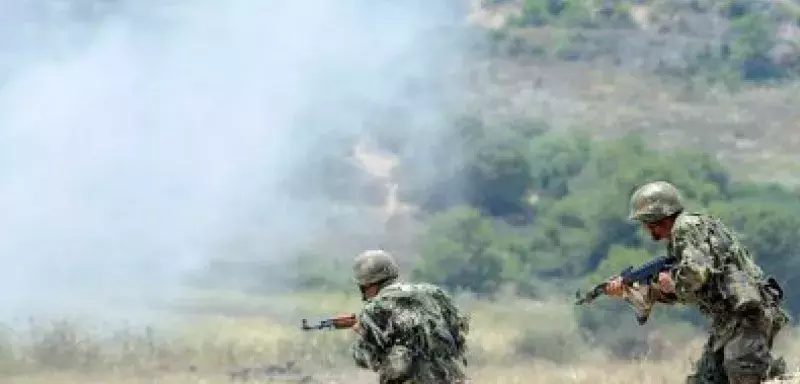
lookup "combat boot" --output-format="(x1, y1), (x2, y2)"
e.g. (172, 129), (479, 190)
(766, 356), (787, 379)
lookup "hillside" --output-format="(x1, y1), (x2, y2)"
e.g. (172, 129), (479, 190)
(194, 0), (800, 316)
(462, 0), (800, 184)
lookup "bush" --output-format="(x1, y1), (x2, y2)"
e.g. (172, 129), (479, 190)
(412, 206), (508, 295)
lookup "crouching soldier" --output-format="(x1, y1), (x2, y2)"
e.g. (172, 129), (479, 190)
(349, 249), (469, 384)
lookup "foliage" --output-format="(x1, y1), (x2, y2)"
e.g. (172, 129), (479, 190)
(517, 0), (633, 29)
(410, 206), (508, 295)
(497, 0), (798, 85)
(728, 10), (785, 81)
(394, 115), (549, 216)
(405, 115), (800, 325)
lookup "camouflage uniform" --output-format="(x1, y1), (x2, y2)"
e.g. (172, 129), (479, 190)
(350, 250), (469, 384)
(629, 182), (790, 384)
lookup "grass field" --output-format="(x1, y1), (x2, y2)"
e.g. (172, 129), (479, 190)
(2, 290), (799, 383)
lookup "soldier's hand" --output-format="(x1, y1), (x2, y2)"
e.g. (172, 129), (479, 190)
(604, 276), (625, 297)
(657, 272), (675, 293)
(352, 320), (364, 336)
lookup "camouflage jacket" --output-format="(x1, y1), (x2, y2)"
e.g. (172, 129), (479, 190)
(351, 280), (469, 384)
(667, 211), (788, 349)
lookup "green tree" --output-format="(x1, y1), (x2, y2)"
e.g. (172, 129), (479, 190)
(527, 132), (593, 198)
(412, 206), (507, 295)
(522, 0), (554, 26)
(728, 11), (783, 81)
(397, 115), (548, 218)
(465, 135), (534, 216)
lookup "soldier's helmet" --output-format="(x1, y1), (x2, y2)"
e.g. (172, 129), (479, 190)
(353, 249), (399, 286)
(628, 181), (685, 223)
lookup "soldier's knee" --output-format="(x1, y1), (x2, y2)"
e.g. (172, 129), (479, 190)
(687, 369), (728, 384)
(689, 346), (727, 384)
(722, 333), (771, 378)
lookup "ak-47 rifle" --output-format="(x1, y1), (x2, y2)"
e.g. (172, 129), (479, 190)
(300, 313), (357, 331)
(575, 255), (678, 325)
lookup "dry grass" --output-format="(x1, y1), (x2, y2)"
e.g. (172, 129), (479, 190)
(1, 291), (799, 383)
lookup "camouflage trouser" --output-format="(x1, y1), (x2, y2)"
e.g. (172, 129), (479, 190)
(379, 360), (467, 384)
(686, 321), (786, 384)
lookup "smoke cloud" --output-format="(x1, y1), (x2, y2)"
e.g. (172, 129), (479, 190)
(0, 0), (470, 320)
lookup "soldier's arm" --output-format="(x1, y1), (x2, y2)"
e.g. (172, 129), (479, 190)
(437, 287), (470, 334)
(350, 302), (391, 371)
(351, 337), (379, 370)
(670, 221), (715, 298)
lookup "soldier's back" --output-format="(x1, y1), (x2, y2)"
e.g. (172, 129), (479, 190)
(672, 211), (766, 279)
(374, 282), (468, 384)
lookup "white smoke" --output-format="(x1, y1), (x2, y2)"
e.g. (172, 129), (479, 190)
(0, 0), (468, 319)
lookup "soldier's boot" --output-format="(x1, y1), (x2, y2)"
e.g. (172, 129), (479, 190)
(687, 372), (729, 384)
(766, 356), (787, 379)
(727, 374), (762, 384)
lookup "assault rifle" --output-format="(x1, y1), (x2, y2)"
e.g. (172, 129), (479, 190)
(575, 255), (677, 325)
(300, 313), (356, 331)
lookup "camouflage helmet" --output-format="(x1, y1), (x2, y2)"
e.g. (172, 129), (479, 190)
(353, 249), (399, 286)
(628, 181), (685, 223)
